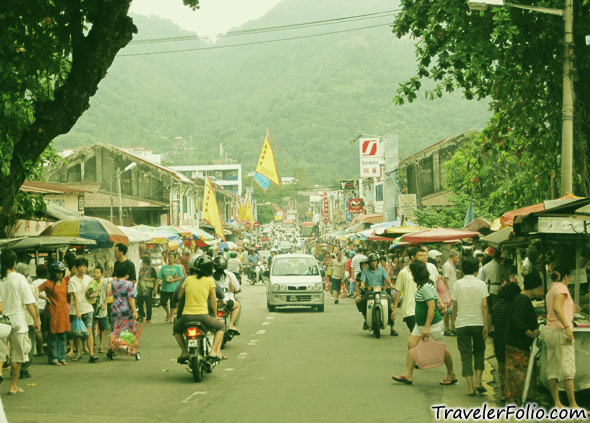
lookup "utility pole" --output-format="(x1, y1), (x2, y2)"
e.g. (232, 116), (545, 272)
(560, 0), (574, 196)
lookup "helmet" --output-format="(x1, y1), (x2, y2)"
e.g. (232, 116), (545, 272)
(348, 251), (356, 258)
(189, 254), (213, 277)
(213, 255), (228, 272)
(271, 248), (277, 254)
(48, 261), (66, 280)
(368, 253), (379, 262)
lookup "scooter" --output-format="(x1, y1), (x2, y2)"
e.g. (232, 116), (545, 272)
(218, 305), (240, 349)
(179, 321), (219, 382)
(247, 262), (265, 285)
(365, 286), (388, 339)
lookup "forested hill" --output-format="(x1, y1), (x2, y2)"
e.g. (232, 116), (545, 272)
(54, 0), (490, 184)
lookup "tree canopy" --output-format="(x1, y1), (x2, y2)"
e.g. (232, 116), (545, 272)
(393, 0), (590, 205)
(0, 0), (199, 236)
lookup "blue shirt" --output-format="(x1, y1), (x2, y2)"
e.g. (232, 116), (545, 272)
(361, 266), (389, 288)
(247, 254), (260, 264)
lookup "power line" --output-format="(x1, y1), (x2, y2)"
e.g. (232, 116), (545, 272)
(130, 9), (400, 45)
(119, 23), (393, 57)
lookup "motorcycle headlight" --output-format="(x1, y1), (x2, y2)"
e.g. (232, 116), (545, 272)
(280, 284), (287, 291)
(315, 283), (323, 292)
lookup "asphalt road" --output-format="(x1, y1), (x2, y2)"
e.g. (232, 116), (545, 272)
(1, 283), (547, 423)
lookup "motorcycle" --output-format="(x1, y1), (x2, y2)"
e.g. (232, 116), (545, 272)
(179, 321), (219, 382)
(365, 286), (388, 339)
(217, 305), (237, 349)
(247, 262), (266, 285)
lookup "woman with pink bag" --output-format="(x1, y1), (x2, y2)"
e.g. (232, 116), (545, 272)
(451, 257), (489, 396)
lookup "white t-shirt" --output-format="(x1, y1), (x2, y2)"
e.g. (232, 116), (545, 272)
(394, 266), (416, 318)
(227, 258), (241, 273)
(451, 275), (489, 329)
(68, 274), (94, 315)
(0, 272), (36, 333)
(33, 278), (47, 310)
(442, 260), (458, 293)
(426, 262), (440, 284)
(217, 271), (238, 302)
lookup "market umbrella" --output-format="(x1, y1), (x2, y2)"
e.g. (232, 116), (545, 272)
(133, 224), (156, 233)
(40, 217), (128, 248)
(156, 225), (192, 237)
(384, 225), (427, 236)
(401, 228), (480, 244)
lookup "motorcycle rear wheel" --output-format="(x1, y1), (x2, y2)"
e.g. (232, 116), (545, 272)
(191, 356), (203, 382)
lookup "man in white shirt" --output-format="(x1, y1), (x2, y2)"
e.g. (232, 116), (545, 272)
(0, 251), (40, 395)
(68, 257), (99, 363)
(442, 250), (460, 335)
(420, 246), (440, 283)
(351, 247), (368, 280)
(451, 257), (489, 395)
(392, 247), (423, 332)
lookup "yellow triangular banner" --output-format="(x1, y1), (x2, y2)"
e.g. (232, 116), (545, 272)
(203, 176), (226, 241)
(255, 135), (280, 187)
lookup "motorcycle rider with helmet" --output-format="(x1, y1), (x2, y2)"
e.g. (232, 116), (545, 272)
(212, 255), (241, 334)
(174, 254), (225, 362)
(355, 253), (395, 334)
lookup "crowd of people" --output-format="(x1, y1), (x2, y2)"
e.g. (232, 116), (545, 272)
(304, 236), (581, 409)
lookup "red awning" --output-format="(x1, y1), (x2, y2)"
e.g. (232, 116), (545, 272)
(501, 194), (577, 226)
(401, 228), (479, 243)
(368, 235), (394, 242)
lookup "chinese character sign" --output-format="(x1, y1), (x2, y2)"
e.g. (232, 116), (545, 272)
(359, 137), (384, 178)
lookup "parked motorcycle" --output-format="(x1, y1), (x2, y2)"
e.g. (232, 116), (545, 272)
(178, 321), (219, 382)
(365, 286), (388, 339)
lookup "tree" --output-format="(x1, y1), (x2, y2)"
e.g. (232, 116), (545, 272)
(0, 0), (199, 236)
(392, 0), (590, 200)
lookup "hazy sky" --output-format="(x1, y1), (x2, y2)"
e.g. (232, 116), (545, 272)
(130, 0), (283, 36)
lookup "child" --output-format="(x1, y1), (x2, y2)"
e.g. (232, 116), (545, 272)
(91, 266), (110, 354)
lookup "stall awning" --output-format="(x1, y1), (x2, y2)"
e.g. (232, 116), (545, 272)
(401, 228), (480, 243)
(501, 194), (579, 226)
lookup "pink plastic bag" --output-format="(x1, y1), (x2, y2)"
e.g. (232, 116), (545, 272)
(409, 338), (446, 369)
(436, 280), (453, 308)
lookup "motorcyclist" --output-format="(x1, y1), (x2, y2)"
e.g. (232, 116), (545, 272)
(246, 248), (261, 282)
(355, 253), (395, 334)
(212, 255), (241, 335)
(227, 251), (242, 283)
(174, 254), (225, 362)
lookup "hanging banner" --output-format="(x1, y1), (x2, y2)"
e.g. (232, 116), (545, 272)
(202, 176), (226, 241)
(255, 136), (280, 187)
(254, 172), (271, 191)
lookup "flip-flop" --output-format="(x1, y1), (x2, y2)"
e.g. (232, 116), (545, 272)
(59, 361), (68, 365)
(440, 377), (458, 385)
(392, 375), (413, 385)
(228, 328), (241, 336)
(476, 386), (487, 393)
(7, 388), (24, 395)
(99, 348), (106, 353)
(71, 355), (82, 361)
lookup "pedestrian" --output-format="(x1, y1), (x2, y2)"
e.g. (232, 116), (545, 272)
(392, 260), (456, 386)
(392, 247), (421, 333)
(451, 257), (489, 396)
(38, 262), (71, 366)
(114, 243), (137, 285)
(32, 264), (49, 355)
(181, 250), (191, 275)
(330, 252), (346, 304)
(492, 282), (521, 402)
(136, 256), (157, 323)
(545, 265), (580, 409)
(0, 251), (41, 394)
(479, 249), (504, 333)
(504, 272), (542, 404)
(68, 257), (99, 363)
(156, 252), (185, 322)
(91, 265), (110, 353)
(443, 250), (460, 336)
(15, 263), (40, 379)
(108, 265), (138, 355)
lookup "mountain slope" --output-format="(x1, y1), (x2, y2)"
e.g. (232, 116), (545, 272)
(54, 0), (490, 184)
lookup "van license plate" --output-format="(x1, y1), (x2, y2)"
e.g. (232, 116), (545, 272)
(288, 296), (296, 302)
(188, 339), (198, 347)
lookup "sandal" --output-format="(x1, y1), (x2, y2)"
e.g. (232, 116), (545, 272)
(392, 375), (413, 385)
(71, 355), (82, 361)
(7, 388), (24, 395)
(440, 376), (458, 385)
(99, 348), (106, 353)
(51, 361), (62, 366)
(59, 361), (68, 365)
(475, 386), (487, 393)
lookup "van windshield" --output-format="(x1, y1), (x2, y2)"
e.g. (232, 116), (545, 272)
(272, 257), (319, 276)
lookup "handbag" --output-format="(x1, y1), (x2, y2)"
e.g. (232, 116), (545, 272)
(409, 337), (446, 369)
(436, 280), (453, 308)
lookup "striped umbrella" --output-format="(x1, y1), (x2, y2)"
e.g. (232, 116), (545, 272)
(40, 217), (128, 248)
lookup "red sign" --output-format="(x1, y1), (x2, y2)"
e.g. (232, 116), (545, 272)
(244, 221), (251, 229)
(253, 222), (260, 228)
(323, 218), (329, 224)
(347, 198), (364, 215)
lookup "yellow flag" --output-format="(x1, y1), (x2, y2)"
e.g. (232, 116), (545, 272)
(202, 176), (225, 241)
(255, 136), (280, 187)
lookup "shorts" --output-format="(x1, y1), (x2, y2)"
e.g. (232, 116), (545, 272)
(0, 332), (32, 363)
(545, 328), (576, 380)
(160, 291), (178, 309)
(93, 317), (111, 332)
(411, 320), (445, 342)
(330, 277), (342, 291)
(173, 314), (225, 334)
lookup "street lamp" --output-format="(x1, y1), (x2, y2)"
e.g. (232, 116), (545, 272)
(468, 0), (574, 195)
(110, 162), (137, 225)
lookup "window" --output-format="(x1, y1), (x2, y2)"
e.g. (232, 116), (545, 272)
(375, 184), (384, 202)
